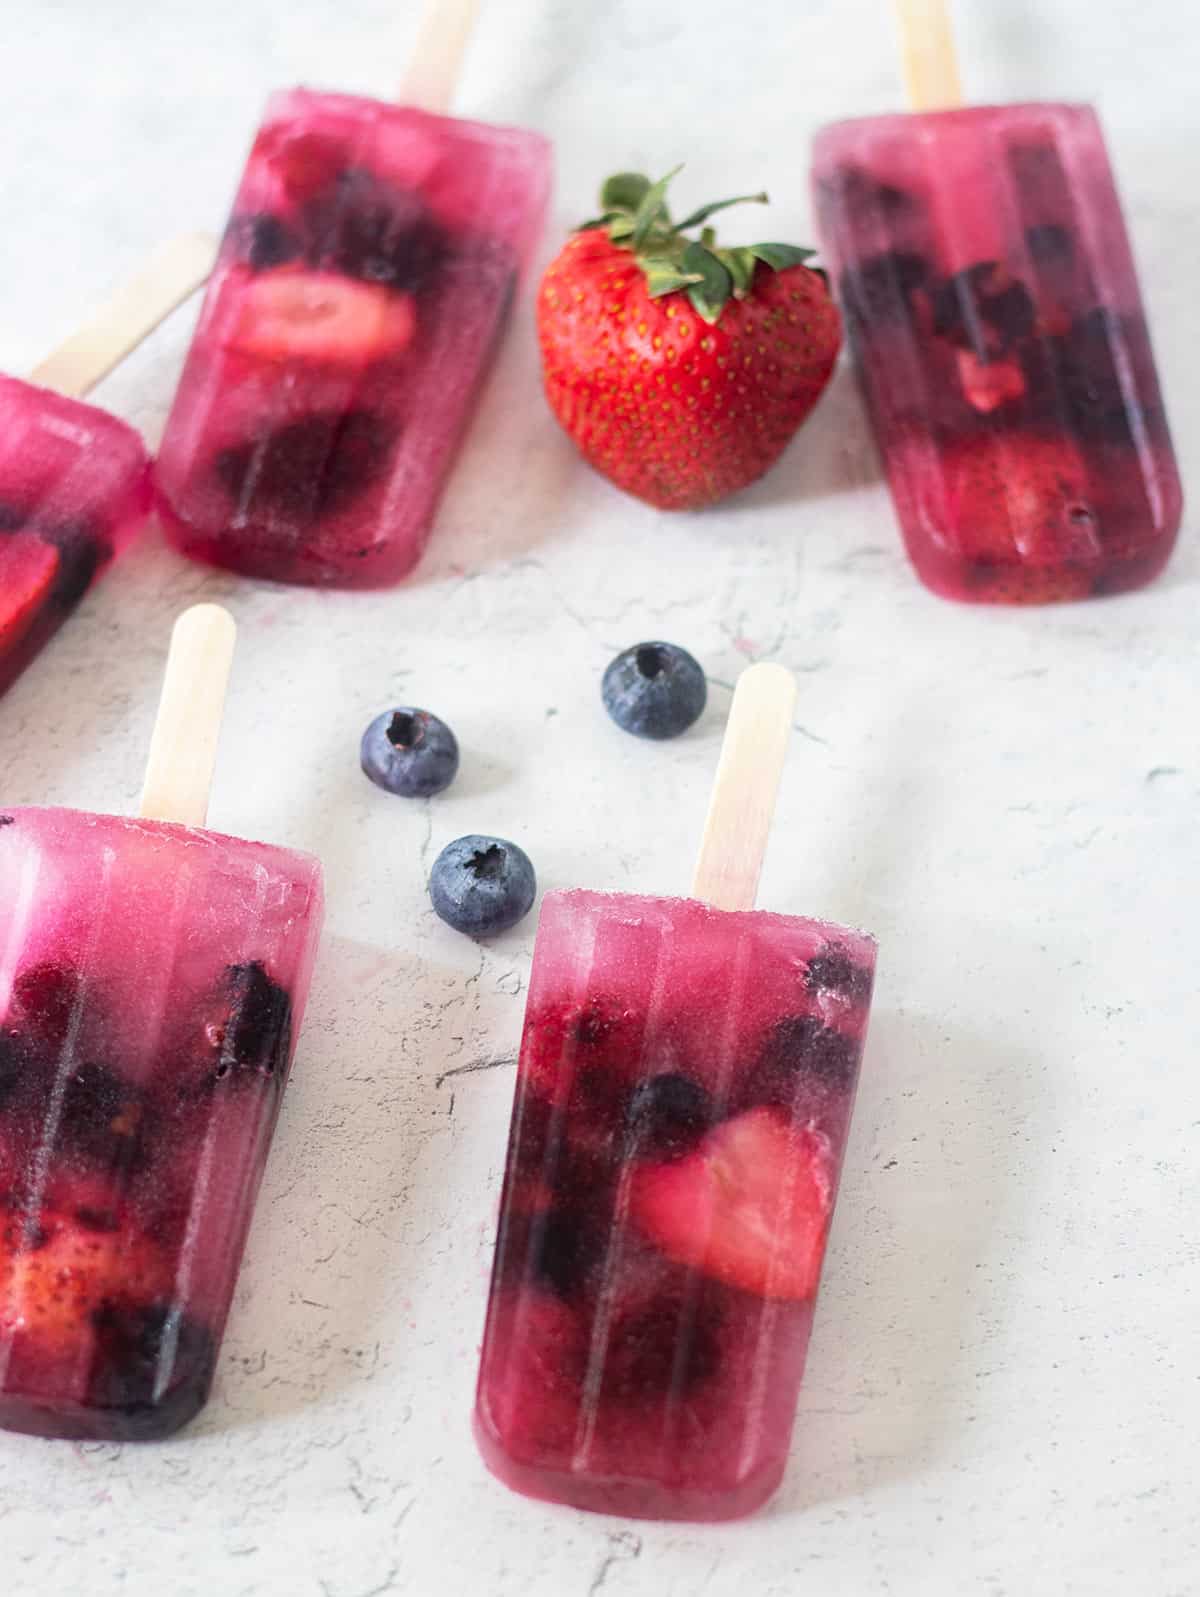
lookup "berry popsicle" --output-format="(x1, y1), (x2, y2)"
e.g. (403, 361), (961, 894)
(0, 606), (324, 1440)
(154, 0), (552, 587)
(474, 665), (877, 1520)
(0, 235), (216, 698)
(812, 0), (1182, 603)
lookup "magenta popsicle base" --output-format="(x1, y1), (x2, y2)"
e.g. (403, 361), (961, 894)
(474, 890), (876, 1521)
(154, 90), (551, 588)
(0, 809), (323, 1440)
(814, 104), (1182, 604)
(0, 377), (150, 698)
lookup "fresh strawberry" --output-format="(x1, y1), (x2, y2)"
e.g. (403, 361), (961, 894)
(537, 169), (841, 509)
(0, 535), (58, 652)
(943, 432), (1103, 573)
(629, 1107), (835, 1302)
(223, 268), (417, 363)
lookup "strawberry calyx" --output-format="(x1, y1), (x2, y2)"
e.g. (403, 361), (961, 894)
(579, 167), (817, 324)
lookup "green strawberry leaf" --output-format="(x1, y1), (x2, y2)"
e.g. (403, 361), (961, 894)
(721, 246), (759, 298)
(607, 215), (639, 242)
(681, 240), (733, 323)
(601, 172), (653, 213)
(639, 256), (706, 297)
(674, 191), (769, 231)
(749, 243), (817, 271)
(578, 209), (623, 231)
(631, 165), (683, 249)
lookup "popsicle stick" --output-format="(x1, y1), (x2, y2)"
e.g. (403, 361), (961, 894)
(139, 605), (237, 829)
(398, 0), (481, 113)
(893, 0), (965, 111)
(691, 663), (798, 913)
(26, 232), (218, 401)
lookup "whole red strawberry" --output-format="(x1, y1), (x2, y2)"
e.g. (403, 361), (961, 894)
(537, 168), (841, 510)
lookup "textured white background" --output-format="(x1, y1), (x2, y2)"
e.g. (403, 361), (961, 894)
(0, 1), (1196, 1592)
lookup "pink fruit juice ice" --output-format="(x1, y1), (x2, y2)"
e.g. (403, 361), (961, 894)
(813, 104), (1182, 602)
(474, 888), (876, 1520)
(154, 90), (551, 587)
(0, 377), (150, 698)
(0, 807), (323, 1440)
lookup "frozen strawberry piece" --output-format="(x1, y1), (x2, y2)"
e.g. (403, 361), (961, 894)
(474, 889), (875, 1520)
(814, 103), (1183, 603)
(155, 89), (551, 588)
(0, 536), (59, 653)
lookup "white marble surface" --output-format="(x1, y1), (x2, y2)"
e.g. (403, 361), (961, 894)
(0, 1), (1197, 1592)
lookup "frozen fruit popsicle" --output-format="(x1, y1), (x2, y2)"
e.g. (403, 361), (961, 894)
(474, 665), (877, 1521)
(154, 0), (552, 587)
(0, 236), (215, 698)
(0, 606), (323, 1440)
(812, 0), (1182, 603)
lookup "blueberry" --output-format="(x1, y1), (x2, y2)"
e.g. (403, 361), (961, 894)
(624, 1072), (712, 1159)
(41, 521), (109, 610)
(602, 642), (707, 740)
(0, 502), (27, 532)
(224, 212), (302, 270)
(429, 835), (536, 937)
(839, 251), (930, 327)
(748, 1015), (860, 1103)
(1025, 222), (1074, 264)
(10, 961), (83, 1051)
(932, 261), (1036, 358)
(88, 1302), (216, 1439)
(58, 1061), (149, 1168)
(820, 167), (913, 217)
(0, 815), (13, 827)
(805, 947), (874, 1002)
(214, 409), (391, 522)
(216, 963), (293, 1080)
(360, 708), (459, 798)
(528, 1207), (591, 1298)
(302, 169), (448, 293)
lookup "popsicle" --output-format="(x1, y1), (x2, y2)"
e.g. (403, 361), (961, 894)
(0, 606), (324, 1440)
(0, 236), (216, 698)
(812, 0), (1182, 603)
(474, 666), (877, 1520)
(154, 0), (552, 587)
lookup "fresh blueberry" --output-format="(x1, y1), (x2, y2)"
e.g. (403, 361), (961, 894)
(429, 835), (536, 937)
(624, 1072), (712, 1158)
(214, 409), (391, 521)
(0, 502), (27, 532)
(602, 642), (707, 740)
(360, 708), (459, 798)
(224, 212), (303, 271)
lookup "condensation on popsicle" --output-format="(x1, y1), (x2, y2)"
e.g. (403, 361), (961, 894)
(0, 609), (324, 1440)
(154, 90), (551, 587)
(813, 103), (1183, 602)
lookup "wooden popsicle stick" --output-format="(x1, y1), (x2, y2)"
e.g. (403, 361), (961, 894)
(139, 605), (237, 829)
(893, 0), (965, 111)
(398, 0), (482, 113)
(26, 232), (218, 401)
(691, 663), (798, 913)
